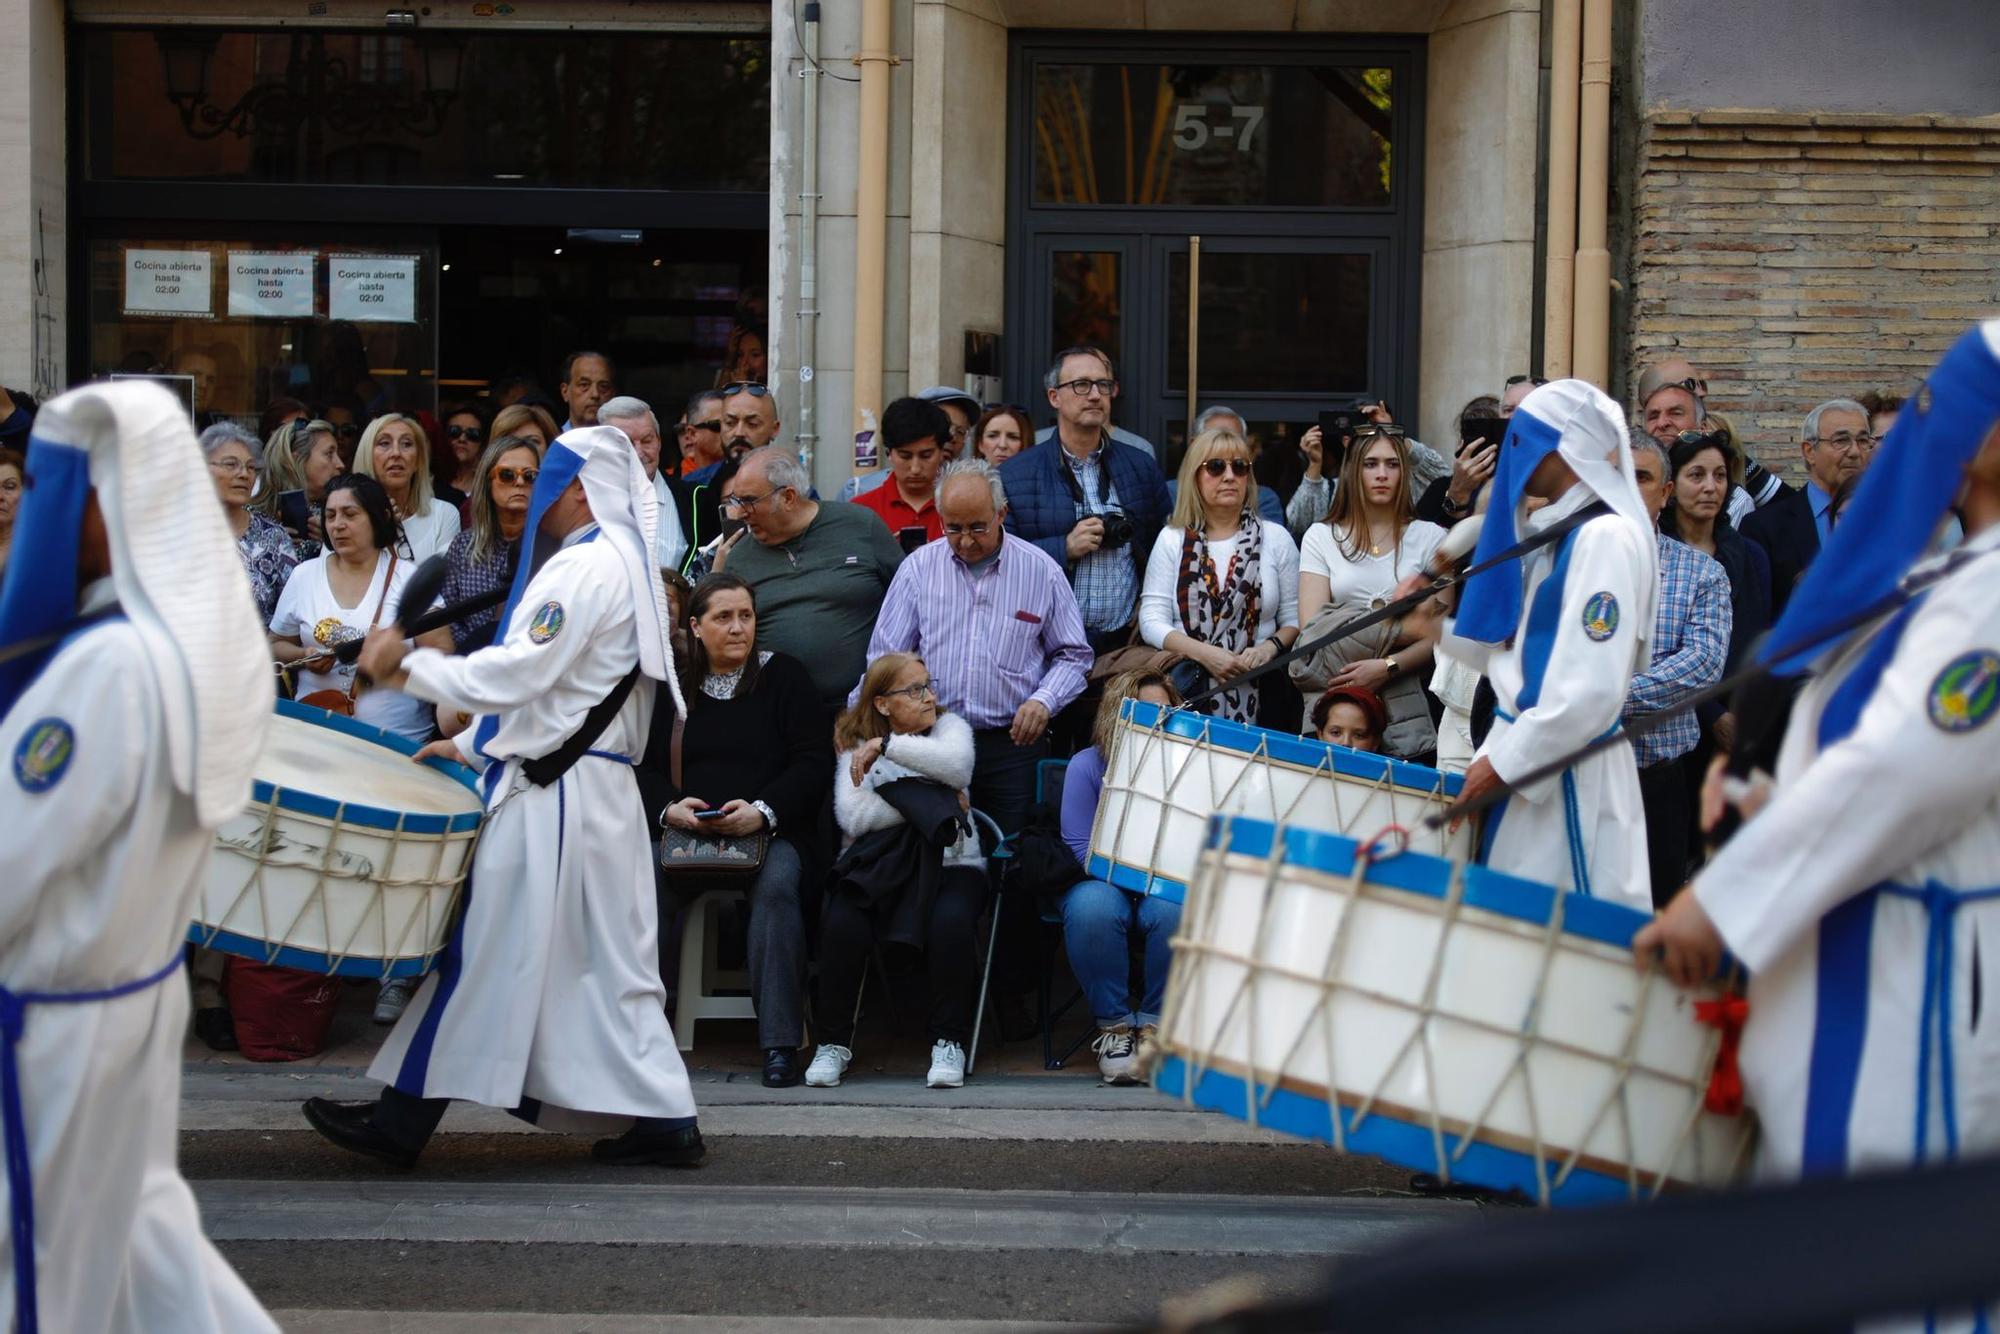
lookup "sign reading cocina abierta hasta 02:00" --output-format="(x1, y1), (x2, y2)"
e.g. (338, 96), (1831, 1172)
(328, 254), (419, 323)
(227, 252), (316, 319)
(124, 247), (214, 317)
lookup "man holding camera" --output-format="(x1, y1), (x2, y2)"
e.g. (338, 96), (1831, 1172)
(999, 346), (1171, 656)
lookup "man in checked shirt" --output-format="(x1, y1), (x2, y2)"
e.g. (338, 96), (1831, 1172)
(860, 457), (1094, 1015)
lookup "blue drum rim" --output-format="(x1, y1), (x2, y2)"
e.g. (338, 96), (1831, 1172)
(1085, 853), (1189, 903)
(262, 699), (483, 835)
(1121, 698), (1466, 798)
(1205, 813), (1651, 953)
(1155, 1055), (1653, 1207)
(187, 924), (439, 980)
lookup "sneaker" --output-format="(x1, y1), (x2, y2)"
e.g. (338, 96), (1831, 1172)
(1092, 1026), (1142, 1086)
(804, 1044), (852, 1088)
(373, 977), (416, 1025)
(925, 1039), (966, 1089)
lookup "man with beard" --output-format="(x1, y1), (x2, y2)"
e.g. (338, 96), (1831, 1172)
(680, 382), (783, 573)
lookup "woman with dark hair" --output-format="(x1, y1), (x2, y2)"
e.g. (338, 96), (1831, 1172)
(638, 573), (831, 1089)
(439, 434), (541, 655)
(1058, 668), (1184, 1086)
(971, 405), (1034, 466)
(268, 473), (446, 743)
(807, 651), (985, 1090)
(0, 444), (23, 584)
(1291, 423), (1446, 759)
(1660, 432), (1772, 683)
(435, 399), (493, 511)
(714, 324), (769, 389)
(260, 396), (309, 443)
(1312, 684), (1387, 753)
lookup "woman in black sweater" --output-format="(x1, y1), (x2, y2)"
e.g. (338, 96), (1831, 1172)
(638, 573), (831, 1088)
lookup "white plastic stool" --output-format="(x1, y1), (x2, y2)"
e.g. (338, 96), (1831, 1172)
(674, 888), (757, 1051)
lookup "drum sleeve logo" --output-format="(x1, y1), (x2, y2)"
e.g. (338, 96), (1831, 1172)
(528, 600), (567, 645)
(1581, 591), (1620, 642)
(1928, 648), (2000, 733)
(12, 717), (76, 793)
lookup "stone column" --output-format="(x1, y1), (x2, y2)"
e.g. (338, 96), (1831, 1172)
(0, 0), (67, 398)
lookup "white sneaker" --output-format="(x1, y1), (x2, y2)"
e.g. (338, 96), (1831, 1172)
(1092, 1026), (1142, 1086)
(804, 1044), (852, 1087)
(372, 977), (416, 1025)
(926, 1039), (966, 1089)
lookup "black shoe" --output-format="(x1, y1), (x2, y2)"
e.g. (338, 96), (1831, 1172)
(302, 1097), (421, 1170)
(193, 1006), (238, 1052)
(592, 1123), (706, 1167)
(762, 1046), (800, 1088)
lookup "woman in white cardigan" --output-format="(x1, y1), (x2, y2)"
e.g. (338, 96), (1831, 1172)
(807, 652), (987, 1091)
(1139, 427), (1300, 725)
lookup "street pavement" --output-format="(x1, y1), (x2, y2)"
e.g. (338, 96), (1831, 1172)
(184, 987), (1483, 1330)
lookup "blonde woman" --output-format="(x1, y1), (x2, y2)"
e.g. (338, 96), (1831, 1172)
(807, 652), (984, 1091)
(1137, 427), (1300, 725)
(255, 417), (345, 558)
(355, 413), (461, 561)
(492, 401), (558, 452)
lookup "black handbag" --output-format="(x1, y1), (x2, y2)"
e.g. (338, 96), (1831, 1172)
(657, 712), (770, 877)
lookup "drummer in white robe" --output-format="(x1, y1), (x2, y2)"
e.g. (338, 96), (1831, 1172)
(304, 424), (703, 1167)
(1642, 323), (2000, 1188)
(1443, 379), (1657, 912)
(0, 384), (277, 1334)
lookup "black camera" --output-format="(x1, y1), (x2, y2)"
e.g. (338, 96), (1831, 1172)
(1095, 510), (1135, 549)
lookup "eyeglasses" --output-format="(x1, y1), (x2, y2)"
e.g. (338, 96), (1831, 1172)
(690, 419), (721, 433)
(1057, 378), (1119, 399)
(882, 680), (936, 701)
(447, 425), (484, 442)
(719, 382), (772, 399)
(1674, 430), (1729, 450)
(721, 488), (780, 514)
(1652, 376), (1706, 397)
(207, 456), (261, 476)
(492, 466), (539, 485)
(942, 522), (993, 538)
(1811, 432), (1873, 453)
(1504, 375), (1550, 388)
(1355, 424), (1408, 440)
(1200, 458), (1252, 478)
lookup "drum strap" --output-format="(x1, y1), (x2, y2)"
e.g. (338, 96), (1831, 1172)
(1, 947), (186, 1334)
(519, 666), (643, 788)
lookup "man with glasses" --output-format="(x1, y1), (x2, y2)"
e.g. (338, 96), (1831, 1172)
(999, 346), (1171, 657)
(1743, 398), (1873, 617)
(719, 445), (905, 710)
(600, 395), (690, 574)
(861, 458), (1091, 826)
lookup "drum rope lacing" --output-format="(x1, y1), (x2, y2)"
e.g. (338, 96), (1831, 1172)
(1157, 818), (1752, 1203)
(197, 784), (477, 981)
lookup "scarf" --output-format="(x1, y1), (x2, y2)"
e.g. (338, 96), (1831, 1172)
(1177, 511), (1263, 723)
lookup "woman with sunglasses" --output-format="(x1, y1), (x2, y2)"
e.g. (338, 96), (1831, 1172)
(807, 651), (985, 1091)
(1293, 423), (1447, 759)
(438, 434), (543, 656)
(1138, 427), (1301, 725)
(436, 400), (493, 515)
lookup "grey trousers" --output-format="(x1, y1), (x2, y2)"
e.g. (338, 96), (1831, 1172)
(745, 837), (806, 1049)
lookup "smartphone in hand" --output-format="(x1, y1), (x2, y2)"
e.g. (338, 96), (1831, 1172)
(1458, 416), (1508, 456)
(897, 526), (928, 554)
(695, 809), (727, 820)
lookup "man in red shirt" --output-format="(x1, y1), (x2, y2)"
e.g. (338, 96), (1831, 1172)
(853, 396), (949, 548)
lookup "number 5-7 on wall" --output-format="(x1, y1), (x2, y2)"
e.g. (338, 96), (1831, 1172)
(1173, 104), (1265, 153)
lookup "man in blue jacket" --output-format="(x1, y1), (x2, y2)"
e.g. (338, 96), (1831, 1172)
(999, 346), (1171, 656)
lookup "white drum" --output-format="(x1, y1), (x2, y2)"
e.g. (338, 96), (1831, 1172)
(1154, 816), (1754, 1205)
(1088, 698), (1469, 904)
(190, 700), (484, 979)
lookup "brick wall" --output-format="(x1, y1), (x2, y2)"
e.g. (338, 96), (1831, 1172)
(1628, 109), (2000, 479)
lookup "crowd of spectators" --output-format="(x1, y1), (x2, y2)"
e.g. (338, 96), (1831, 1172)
(16, 331), (1886, 1081)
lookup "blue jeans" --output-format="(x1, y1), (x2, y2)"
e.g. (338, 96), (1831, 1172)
(1059, 879), (1181, 1029)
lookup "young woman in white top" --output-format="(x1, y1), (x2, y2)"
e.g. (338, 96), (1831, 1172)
(355, 413), (461, 562)
(1139, 427), (1300, 724)
(1297, 425), (1448, 755)
(269, 472), (450, 743)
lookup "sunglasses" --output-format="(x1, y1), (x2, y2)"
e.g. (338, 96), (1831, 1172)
(1674, 430), (1730, 450)
(1200, 457), (1252, 478)
(1505, 375), (1551, 388)
(447, 425), (484, 442)
(689, 418), (721, 433)
(493, 466), (539, 485)
(718, 382), (772, 399)
(1355, 424), (1408, 440)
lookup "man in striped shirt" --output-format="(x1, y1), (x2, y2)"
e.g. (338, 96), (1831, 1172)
(861, 457), (1093, 840)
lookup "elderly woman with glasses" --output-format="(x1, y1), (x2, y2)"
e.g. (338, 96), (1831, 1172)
(202, 421), (298, 625)
(355, 412), (462, 562)
(807, 651), (985, 1092)
(1138, 427), (1300, 726)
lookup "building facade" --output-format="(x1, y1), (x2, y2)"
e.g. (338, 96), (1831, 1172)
(1, 0), (1993, 492)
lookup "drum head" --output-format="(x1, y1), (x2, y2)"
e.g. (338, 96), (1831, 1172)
(260, 701), (482, 825)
